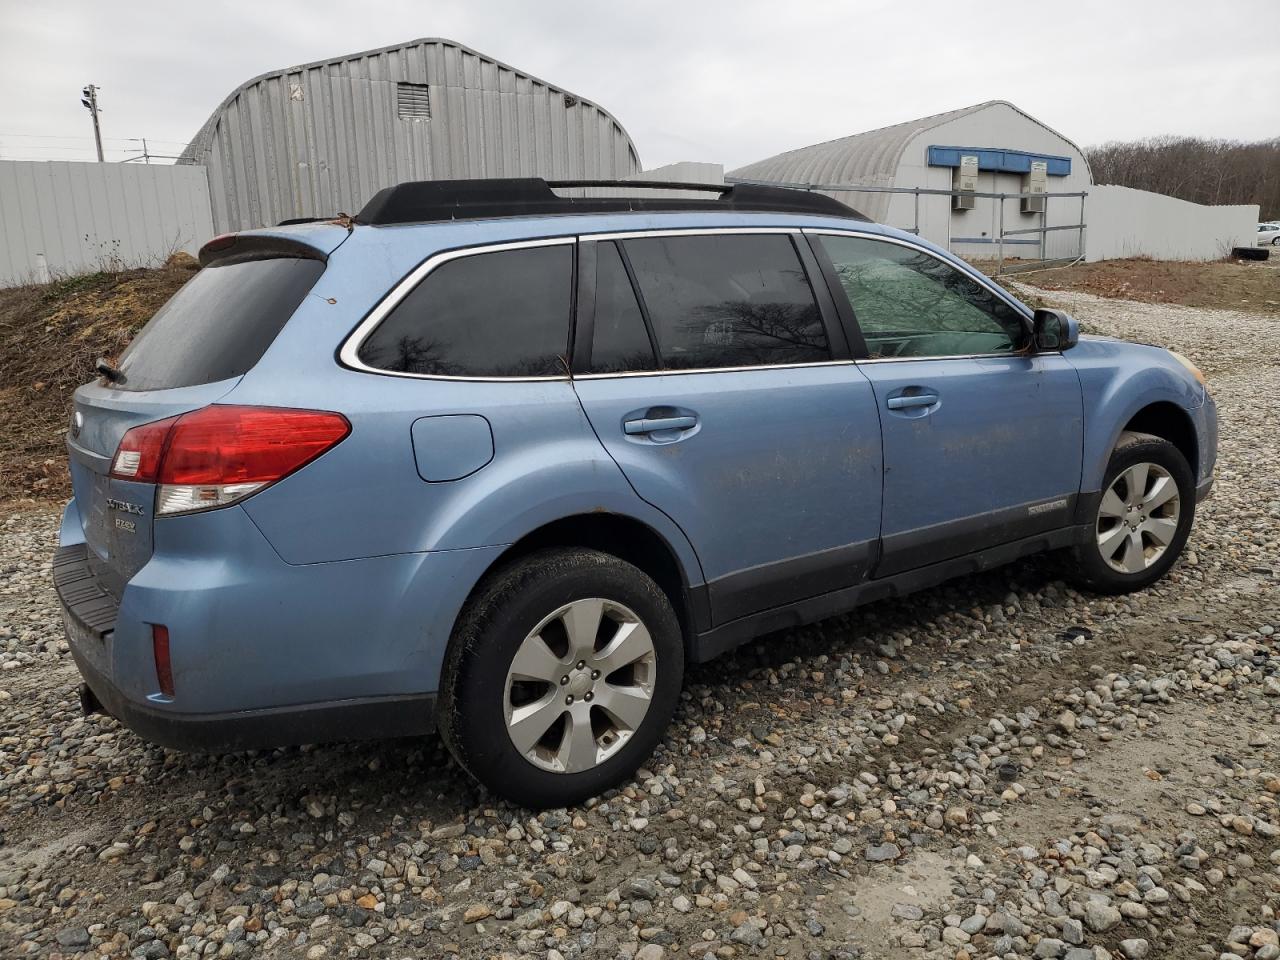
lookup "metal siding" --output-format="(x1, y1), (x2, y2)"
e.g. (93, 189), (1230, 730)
(182, 38), (639, 231)
(0, 161), (214, 287)
(728, 100), (1090, 225)
(911, 107), (1093, 261)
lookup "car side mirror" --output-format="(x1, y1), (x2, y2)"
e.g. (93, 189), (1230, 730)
(1032, 308), (1079, 352)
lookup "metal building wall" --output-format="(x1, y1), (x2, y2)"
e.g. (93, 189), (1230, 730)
(182, 39), (642, 232)
(0, 160), (214, 288)
(898, 104), (1092, 261)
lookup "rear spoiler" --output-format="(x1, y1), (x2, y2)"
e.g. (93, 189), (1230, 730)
(198, 233), (330, 268)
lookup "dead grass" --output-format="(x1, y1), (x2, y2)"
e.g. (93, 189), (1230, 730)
(1011, 256), (1280, 313)
(0, 260), (197, 500)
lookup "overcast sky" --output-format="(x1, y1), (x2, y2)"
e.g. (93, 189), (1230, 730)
(0, 0), (1275, 169)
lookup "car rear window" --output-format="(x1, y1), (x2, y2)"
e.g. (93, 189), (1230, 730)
(357, 244), (573, 378)
(115, 257), (324, 391)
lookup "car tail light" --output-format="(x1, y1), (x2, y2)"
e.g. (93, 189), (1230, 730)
(110, 415), (179, 480)
(110, 405), (350, 516)
(152, 624), (175, 697)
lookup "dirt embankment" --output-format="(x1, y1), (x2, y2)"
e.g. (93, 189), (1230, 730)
(1014, 257), (1280, 314)
(0, 260), (196, 500)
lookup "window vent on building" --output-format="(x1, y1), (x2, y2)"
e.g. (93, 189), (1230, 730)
(397, 83), (431, 121)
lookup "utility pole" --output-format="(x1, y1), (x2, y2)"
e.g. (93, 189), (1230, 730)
(80, 84), (104, 162)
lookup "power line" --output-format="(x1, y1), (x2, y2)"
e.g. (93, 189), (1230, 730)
(0, 133), (189, 147)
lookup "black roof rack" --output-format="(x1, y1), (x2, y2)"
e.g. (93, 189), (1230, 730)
(354, 178), (867, 226)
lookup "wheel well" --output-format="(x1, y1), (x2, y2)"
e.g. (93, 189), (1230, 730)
(1123, 402), (1198, 476)
(487, 513), (696, 645)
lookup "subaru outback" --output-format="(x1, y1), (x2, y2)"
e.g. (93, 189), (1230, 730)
(55, 178), (1217, 808)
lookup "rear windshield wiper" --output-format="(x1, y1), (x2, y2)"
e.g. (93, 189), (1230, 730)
(95, 358), (125, 384)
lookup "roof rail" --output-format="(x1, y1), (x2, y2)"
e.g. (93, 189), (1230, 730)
(354, 178), (867, 226)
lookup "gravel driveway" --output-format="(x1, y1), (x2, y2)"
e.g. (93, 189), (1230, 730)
(2, 288), (1279, 960)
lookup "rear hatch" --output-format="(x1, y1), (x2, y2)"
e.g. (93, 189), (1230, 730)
(68, 232), (337, 596)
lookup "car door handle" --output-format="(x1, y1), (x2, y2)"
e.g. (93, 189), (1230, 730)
(623, 415), (698, 435)
(886, 394), (939, 410)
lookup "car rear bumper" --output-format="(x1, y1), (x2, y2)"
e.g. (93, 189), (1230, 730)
(53, 500), (504, 751)
(68, 634), (435, 751)
(55, 542), (438, 751)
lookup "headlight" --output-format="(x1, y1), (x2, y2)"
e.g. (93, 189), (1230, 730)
(1169, 350), (1207, 387)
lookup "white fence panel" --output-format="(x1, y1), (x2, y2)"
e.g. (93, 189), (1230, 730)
(0, 160), (214, 287)
(1086, 185), (1258, 262)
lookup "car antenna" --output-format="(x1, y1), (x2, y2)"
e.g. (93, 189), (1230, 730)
(95, 358), (125, 383)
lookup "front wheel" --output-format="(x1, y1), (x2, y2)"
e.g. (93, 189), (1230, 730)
(438, 548), (684, 809)
(1063, 431), (1196, 594)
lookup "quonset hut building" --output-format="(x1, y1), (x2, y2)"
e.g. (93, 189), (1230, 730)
(180, 38), (642, 232)
(729, 101), (1093, 261)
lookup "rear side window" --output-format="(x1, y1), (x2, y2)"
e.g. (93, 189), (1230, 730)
(622, 234), (829, 370)
(116, 257), (324, 391)
(589, 242), (656, 374)
(358, 245), (572, 377)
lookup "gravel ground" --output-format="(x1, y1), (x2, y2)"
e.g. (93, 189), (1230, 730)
(2, 288), (1279, 960)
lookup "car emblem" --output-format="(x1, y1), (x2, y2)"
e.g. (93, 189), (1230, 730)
(71, 410), (84, 438)
(105, 497), (145, 516)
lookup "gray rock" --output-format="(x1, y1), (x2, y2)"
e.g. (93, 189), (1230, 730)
(56, 928), (91, 948)
(1061, 917), (1084, 944)
(1119, 940), (1151, 959)
(628, 877), (661, 901)
(1084, 901), (1122, 933)
(891, 903), (924, 921)
(864, 842), (901, 862)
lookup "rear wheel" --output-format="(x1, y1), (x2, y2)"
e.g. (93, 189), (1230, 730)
(1064, 431), (1195, 594)
(439, 548), (683, 808)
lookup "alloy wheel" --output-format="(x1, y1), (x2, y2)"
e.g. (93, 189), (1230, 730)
(1095, 461), (1181, 574)
(503, 598), (657, 773)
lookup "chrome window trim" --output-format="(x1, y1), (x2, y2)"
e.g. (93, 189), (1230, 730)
(857, 352), (1034, 364)
(342, 227), (982, 383)
(337, 237), (576, 383)
(802, 227), (1035, 325)
(585, 226), (799, 242)
(574, 359), (856, 380)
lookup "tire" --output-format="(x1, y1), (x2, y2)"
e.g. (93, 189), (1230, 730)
(438, 547), (684, 809)
(1063, 431), (1196, 594)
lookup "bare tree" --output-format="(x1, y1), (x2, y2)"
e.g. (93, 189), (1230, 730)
(1086, 136), (1280, 220)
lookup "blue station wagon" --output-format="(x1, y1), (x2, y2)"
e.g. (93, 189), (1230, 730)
(55, 179), (1217, 808)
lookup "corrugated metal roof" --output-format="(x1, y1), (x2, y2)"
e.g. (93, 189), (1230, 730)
(180, 38), (641, 232)
(728, 100), (1072, 222)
